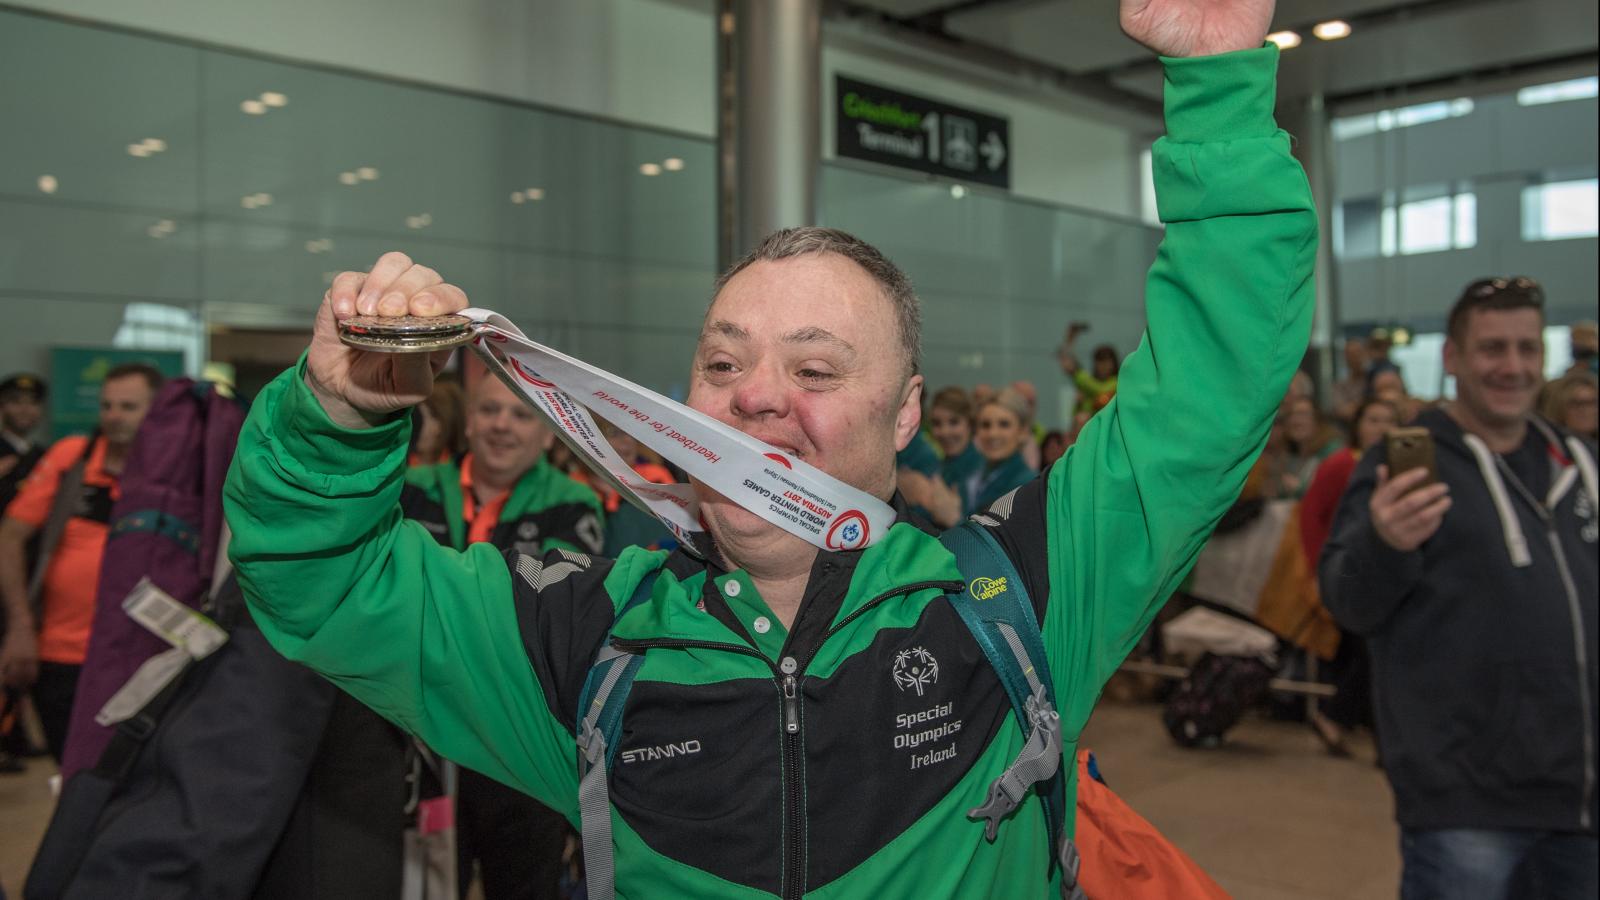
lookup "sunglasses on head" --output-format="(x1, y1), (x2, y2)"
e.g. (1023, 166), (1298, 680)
(1466, 276), (1544, 303)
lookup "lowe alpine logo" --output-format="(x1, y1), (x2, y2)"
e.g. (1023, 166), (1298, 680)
(620, 739), (702, 765)
(969, 576), (1007, 601)
(892, 647), (940, 696)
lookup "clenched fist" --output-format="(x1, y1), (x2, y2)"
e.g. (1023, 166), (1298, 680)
(1121, 0), (1275, 58)
(306, 252), (470, 429)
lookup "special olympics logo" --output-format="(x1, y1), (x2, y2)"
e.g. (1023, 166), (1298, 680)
(825, 510), (869, 551)
(509, 358), (557, 389)
(764, 452), (793, 470)
(892, 647), (939, 696)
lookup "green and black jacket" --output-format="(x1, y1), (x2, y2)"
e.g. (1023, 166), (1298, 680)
(225, 47), (1316, 898)
(398, 456), (604, 557)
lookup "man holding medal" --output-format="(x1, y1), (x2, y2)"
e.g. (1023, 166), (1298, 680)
(224, 0), (1316, 894)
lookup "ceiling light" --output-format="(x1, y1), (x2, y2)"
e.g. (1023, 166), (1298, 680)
(525, 188), (544, 200)
(1312, 20), (1351, 40)
(1267, 30), (1301, 50)
(241, 99), (267, 115)
(241, 196), (259, 209)
(147, 225), (168, 238)
(155, 219), (176, 232)
(141, 138), (167, 153)
(357, 166), (379, 181)
(406, 213), (432, 229)
(260, 91), (288, 107)
(510, 191), (526, 204)
(662, 158), (684, 172)
(950, 184), (967, 199)
(305, 238), (333, 253)
(128, 143), (153, 158)
(418, 213), (432, 226)
(339, 171), (360, 185)
(37, 175), (58, 194)
(639, 163), (662, 176)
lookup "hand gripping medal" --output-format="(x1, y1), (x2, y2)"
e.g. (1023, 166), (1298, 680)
(337, 314), (475, 352)
(336, 310), (896, 556)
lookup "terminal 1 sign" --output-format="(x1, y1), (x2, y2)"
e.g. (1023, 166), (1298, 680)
(835, 76), (1010, 189)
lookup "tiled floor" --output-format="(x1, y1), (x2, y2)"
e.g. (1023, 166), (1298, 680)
(1, 700), (1398, 899)
(1079, 702), (1398, 899)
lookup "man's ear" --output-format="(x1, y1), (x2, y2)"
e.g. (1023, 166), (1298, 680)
(894, 376), (924, 451)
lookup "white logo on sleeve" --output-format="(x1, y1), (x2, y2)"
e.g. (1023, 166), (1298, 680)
(892, 647), (939, 696)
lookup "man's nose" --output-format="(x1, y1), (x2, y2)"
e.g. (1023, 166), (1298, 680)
(730, 361), (791, 421)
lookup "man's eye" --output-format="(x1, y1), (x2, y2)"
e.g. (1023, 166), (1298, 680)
(705, 361), (735, 373)
(797, 368), (835, 381)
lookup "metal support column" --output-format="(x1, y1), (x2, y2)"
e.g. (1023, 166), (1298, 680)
(717, 0), (822, 272)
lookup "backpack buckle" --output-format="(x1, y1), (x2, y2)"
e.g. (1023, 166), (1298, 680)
(968, 692), (1062, 841)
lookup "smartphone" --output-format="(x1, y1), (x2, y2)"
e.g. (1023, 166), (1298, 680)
(1385, 427), (1438, 489)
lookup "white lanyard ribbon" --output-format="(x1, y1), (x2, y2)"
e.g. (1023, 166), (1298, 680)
(460, 308), (895, 556)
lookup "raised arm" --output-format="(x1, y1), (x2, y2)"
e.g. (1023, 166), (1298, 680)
(225, 254), (582, 816)
(1040, 0), (1316, 737)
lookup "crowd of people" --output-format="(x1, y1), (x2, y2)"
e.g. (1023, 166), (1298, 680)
(0, 285), (1594, 898)
(0, 7), (1593, 893)
(0, 292), (1595, 898)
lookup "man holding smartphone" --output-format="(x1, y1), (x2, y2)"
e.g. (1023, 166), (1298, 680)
(1320, 278), (1599, 899)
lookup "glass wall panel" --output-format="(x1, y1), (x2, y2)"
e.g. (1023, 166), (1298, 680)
(1, 6), (715, 420)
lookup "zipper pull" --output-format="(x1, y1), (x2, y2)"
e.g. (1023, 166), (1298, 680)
(782, 673), (800, 735)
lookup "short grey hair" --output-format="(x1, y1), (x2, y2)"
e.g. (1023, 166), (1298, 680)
(712, 227), (922, 380)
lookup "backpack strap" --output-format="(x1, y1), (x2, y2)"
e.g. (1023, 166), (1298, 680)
(575, 566), (664, 900)
(27, 433), (97, 614)
(939, 521), (1083, 899)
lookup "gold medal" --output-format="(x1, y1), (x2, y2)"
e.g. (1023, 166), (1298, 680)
(337, 314), (474, 353)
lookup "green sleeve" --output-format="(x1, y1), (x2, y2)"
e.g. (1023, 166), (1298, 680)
(1042, 46), (1317, 737)
(224, 361), (579, 816)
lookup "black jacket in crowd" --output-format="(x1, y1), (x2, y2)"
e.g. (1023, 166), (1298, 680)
(1320, 406), (1598, 834)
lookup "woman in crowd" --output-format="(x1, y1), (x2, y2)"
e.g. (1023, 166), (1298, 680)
(1541, 371), (1598, 441)
(1366, 364), (1423, 423)
(898, 386), (978, 528)
(1298, 397), (1401, 755)
(1276, 395), (1345, 499)
(1058, 322), (1120, 416)
(971, 387), (1037, 511)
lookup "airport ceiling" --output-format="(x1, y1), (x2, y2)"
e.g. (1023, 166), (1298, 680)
(831, 0), (1599, 113)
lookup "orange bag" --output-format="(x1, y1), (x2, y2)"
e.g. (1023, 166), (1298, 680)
(1074, 750), (1230, 899)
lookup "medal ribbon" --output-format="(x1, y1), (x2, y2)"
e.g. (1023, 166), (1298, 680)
(460, 308), (894, 556)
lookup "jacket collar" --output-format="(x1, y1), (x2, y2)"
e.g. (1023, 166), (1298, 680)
(609, 491), (962, 651)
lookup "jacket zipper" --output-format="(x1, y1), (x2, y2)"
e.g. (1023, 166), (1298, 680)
(1547, 528), (1596, 829)
(1488, 458), (1596, 830)
(611, 578), (963, 898)
(609, 635), (808, 898)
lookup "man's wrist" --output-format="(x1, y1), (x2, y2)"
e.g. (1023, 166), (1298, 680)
(303, 371), (390, 431)
(264, 359), (409, 478)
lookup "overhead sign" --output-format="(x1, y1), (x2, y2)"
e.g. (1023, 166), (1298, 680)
(835, 75), (1010, 189)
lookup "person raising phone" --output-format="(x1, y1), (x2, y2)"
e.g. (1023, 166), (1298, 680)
(1320, 277), (1599, 899)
